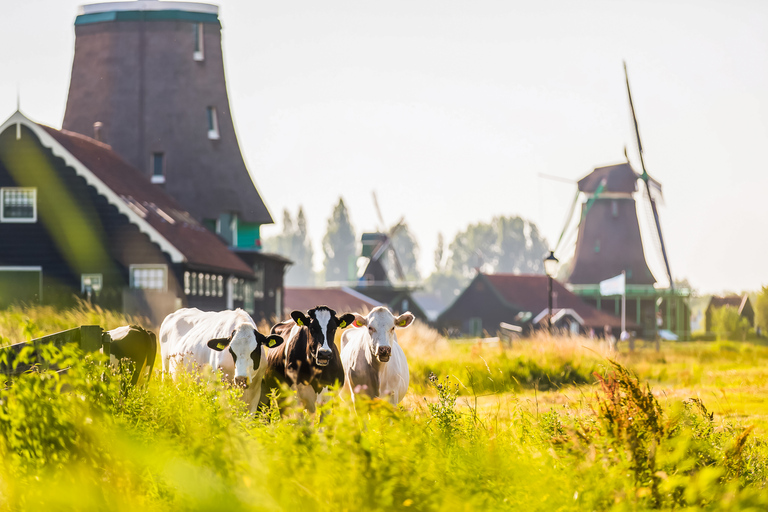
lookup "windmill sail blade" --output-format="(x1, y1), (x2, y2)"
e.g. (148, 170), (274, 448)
(372, 191), (387, 231)
(624, 61), (674, 289)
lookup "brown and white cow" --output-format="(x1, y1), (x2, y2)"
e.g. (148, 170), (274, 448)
(105, 324), (157, 387)
(340, 306), (414, 406)
(263, 306), (355, 412)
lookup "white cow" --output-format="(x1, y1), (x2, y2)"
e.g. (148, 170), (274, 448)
(159, 308), (283, 412)
(340, 306), (414, 406)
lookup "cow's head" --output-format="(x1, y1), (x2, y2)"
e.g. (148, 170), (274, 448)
(291, 306), (355, 367)
(207, 324), (283, 387)
(353, 306), (414, 363)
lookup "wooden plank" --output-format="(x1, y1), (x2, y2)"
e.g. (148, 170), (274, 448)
(0, 325), (105, 375)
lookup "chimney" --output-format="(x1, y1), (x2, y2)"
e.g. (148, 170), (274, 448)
(93, 121), (103, 142)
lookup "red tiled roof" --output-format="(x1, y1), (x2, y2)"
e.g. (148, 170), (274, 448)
(39, 125), (253, 276)
(284, 287), (382, 316)
(483, 273), (634, 330)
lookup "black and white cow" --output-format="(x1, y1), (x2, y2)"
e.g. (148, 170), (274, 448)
(159, 308), (284, 412)
(264, 306), (355, 412)
(106, 324), (157, 386)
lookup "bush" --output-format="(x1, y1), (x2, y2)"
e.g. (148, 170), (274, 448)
(711, 305), (750, 341)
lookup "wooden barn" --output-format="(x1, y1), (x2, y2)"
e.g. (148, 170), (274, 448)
(705, 295), (754, 332)
(435, 273), (632, 337)
(0, 111), (287, 324)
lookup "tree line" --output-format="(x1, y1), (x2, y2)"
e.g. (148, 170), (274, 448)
(262, 198), (550, 301)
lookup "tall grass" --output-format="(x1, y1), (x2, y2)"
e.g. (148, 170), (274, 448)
(1, 309), (768, 510)
(0, 300), (141, 344)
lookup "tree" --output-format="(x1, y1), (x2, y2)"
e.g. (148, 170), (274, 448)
(423, 215), (549, 313)
(390, 222), (420, 281)
(446, 215), (549, 279)
(434, 232), (445, 273)
(756, 285), (768, 334)
(322, 198), (357, 284)
(262, 207), (315, 286)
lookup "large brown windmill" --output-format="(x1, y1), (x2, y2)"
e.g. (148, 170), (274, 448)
(555, 63), (688, 339)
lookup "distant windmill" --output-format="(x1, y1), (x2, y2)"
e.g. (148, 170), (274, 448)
(550, 62), (688, 339)
(359, 192), (407, 285)
(552, 64), (673, 290)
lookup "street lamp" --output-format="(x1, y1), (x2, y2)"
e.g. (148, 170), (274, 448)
(543, 251), (559, 335)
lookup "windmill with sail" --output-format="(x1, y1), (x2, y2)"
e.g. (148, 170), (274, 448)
(551, 63), (689, 339)
(353, 192), (426, 318)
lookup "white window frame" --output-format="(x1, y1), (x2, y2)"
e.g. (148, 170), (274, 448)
(193, 22), (205, 61)
(150, 152), (166, 184)
(81, 273), (103, 294)
(1, 187), (37, 223)
(129, 264), (168, 291)
(207, 107), (220, 140)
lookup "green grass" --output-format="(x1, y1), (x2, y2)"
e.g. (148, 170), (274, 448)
(1, 306), (768, 510)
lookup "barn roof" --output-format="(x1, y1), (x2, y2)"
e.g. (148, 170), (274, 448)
(708, 295), (750, 315)
(38, 124), (254, 276)
(481, 273), (634, 330)
(284, 287), (382, 317)
(0, 111), (253, 276)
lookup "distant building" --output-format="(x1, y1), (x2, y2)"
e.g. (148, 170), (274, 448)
(705, 295), (754, 332)
(436, 273), (632, 337)
(284, 287), (382, 318)
(0, 112), (286, 324)
(0, 1), (291, 320)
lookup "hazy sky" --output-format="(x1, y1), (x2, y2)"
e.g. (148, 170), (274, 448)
(2, 0), (766, 294)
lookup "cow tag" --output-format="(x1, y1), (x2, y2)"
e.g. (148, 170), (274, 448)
(339, 320), (346, 329)
(297, 318), (304, 326)
(269, 338), (277, 347)
(216, 341), (228, 350)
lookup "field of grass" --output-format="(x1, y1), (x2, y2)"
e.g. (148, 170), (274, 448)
(1, 305), (767, 510)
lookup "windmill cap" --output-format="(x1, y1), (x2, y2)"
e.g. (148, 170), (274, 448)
(578, 163), (639, 194)
(78, 1), (219, 16)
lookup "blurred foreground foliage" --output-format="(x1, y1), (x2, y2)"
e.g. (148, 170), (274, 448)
(0, 338), (766, 511)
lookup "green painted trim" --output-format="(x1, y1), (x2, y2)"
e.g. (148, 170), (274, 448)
(76, 10), (220, 26)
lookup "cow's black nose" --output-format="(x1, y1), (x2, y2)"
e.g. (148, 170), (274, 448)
(377, 346), (391, 358)
(234, 376), (248, 388)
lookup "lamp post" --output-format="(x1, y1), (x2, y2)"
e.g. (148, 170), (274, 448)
(543, 251), (559, 335)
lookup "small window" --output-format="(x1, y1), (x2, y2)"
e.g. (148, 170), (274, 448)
(81, 274), (103, 294)
(1, 188), (37, 223)
(244, 281), (254, 313)
(193, 22), (204, 61)
(207, 107), (220, 140)
(151, 153), (165, 184)
(190, 272), (197, 295)
(184, 271), (191, 295)
(217, 275), (224, 297)
(130, 265), (167, 291)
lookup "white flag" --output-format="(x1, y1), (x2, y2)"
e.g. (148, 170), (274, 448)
(599, 273), (625, 296)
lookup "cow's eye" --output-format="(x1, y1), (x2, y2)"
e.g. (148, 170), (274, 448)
(368, 327), (375, 334)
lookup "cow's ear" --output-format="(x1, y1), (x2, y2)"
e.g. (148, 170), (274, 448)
(337, 313), (355, 329)
(207, 337), (230, 351)
(264, 334), (283, 348)
(353, 313), (367, 328)
(291, 310), (309, 327)
(395, 312), (415, 328)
